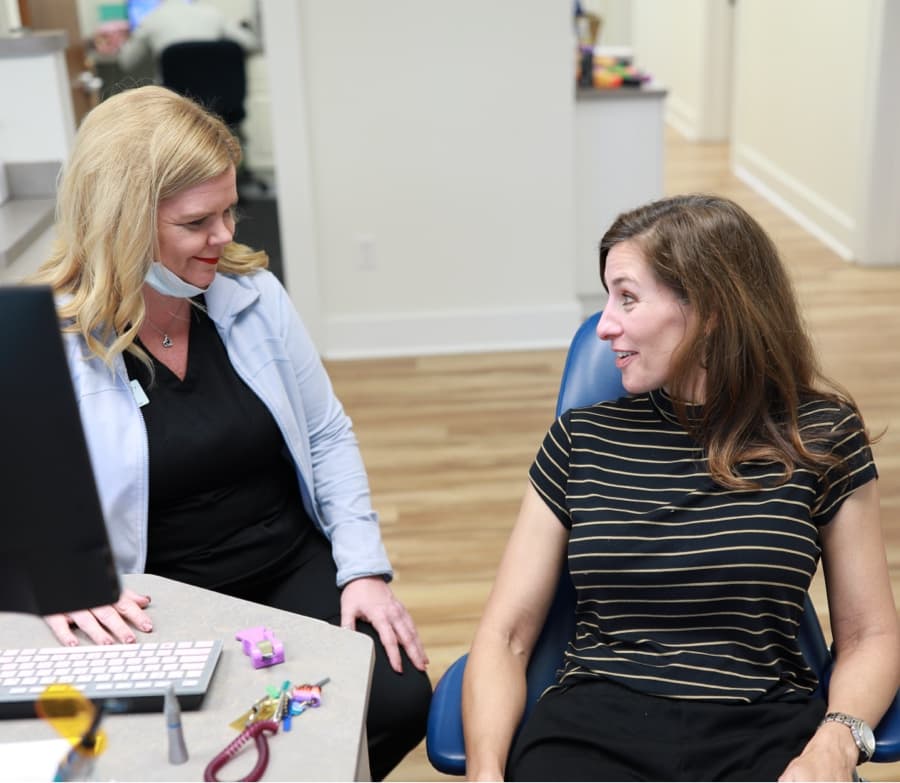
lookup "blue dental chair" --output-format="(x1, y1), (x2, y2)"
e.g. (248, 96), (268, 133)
(425, 311), (900, 775)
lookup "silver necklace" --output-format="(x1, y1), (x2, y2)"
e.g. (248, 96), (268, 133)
(144, 306), (188, 349)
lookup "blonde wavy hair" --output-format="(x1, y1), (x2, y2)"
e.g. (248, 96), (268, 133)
(27, 85), (267, 366)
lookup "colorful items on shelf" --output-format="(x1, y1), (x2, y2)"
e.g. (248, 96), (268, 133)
(577, 48), (651, 90)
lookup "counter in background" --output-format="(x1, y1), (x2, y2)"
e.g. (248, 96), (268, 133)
(574, 83), (667, 315)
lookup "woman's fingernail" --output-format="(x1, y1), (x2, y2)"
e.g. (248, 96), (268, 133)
(141, 622), (153, 632)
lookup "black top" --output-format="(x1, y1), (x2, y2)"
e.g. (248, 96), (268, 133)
(123, 303), (313, 590)
(530, 389), (876, 703)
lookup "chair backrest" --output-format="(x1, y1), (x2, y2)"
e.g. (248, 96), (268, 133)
(556, 311), (625, 417)
(516, 313), (626, 719)
(159, 39), (247, 128)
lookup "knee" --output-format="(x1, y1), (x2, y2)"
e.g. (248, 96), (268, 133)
(370, 663), (432, 735)
(400, 666), (433, 731)
(366, 665), (432, 780)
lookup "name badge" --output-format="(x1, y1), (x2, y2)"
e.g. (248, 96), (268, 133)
(130, 379), (150, 408)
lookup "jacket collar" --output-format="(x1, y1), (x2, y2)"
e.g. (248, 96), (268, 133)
(204, 272), (260, 331)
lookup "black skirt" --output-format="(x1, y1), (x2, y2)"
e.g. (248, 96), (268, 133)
(506, 677), (825, 781)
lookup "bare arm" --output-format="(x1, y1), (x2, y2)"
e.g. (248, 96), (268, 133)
(779, 479), (900, 781)
(462, 484), (569, 781)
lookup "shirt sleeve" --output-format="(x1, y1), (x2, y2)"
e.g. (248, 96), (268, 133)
(528, 410), (575, 529)
(224, 21), (260, 52)
(811, 402), (878, 526)
(117, 29), (151, 71)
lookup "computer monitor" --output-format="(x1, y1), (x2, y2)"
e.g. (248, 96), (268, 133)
(0, 286), (120, 615)
(127, 0), (163, 30)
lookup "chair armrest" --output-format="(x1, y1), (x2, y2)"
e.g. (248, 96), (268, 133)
(873, 687), (900, 763)
(426, 653), (468, 776)
(425, 571), (576, 776)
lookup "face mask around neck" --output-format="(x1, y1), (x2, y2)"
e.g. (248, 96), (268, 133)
(144, 261), (210, 298)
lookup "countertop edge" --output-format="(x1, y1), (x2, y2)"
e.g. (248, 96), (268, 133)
(0, 30), (68, 58)
(576, 84), (668, 100)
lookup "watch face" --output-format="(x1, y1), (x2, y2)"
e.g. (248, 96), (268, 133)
(859, 722), (876, 755)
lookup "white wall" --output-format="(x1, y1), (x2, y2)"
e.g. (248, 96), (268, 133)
(730, 0), (881, 262)
(579, 0), (632, 47)
(0, 0), (19, 33)
(0, 40), (76, 164)
(624, 0), (897, 267)
(855, 0), (900, 266)
(266, 0), (580, 358)
(631, 0), (731, 141)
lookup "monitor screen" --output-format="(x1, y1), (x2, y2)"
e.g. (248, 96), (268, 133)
(127, 0), (163, 30)
(0, 286), (120, 616)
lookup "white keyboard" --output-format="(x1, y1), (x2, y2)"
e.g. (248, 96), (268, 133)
(0, 639), (223, 718)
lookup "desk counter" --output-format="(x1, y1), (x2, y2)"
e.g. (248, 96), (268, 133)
(0, 574), (374, 781)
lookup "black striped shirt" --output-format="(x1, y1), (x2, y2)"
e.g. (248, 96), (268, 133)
(529, 389), (876, 703)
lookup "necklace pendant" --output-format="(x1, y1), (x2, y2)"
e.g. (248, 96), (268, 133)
(161, 334), (173, 349)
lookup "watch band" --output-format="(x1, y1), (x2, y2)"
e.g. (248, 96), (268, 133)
(821, 712), (876, 764)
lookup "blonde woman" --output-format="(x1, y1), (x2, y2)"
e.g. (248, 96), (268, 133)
(29, 85), (430, 781)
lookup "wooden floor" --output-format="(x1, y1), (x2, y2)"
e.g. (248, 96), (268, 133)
(324, 128), (900, 782)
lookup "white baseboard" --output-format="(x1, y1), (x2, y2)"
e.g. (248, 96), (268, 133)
(665, 95), (699, 141)
(324, 301), (583, 359)
(732, 144), (855, 262)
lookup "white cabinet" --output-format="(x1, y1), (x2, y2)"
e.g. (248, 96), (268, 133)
(574, 85), (666, 314)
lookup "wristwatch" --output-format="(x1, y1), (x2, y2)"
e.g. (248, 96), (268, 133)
(821, 712), (876, 764)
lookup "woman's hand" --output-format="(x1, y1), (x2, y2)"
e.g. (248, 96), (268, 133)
(43, 588), (153, 646)
(778, 723), (858, 782)
(340, 576), (429, 673)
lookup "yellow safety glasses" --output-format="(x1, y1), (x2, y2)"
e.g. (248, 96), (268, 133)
(36, 683), (107, 766)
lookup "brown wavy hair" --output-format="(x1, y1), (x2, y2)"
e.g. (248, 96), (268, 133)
(599, 193), (868, 489)
(27, 85), (267, 367)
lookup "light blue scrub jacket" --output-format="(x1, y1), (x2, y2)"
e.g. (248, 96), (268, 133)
(63, 270), (393, 587)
